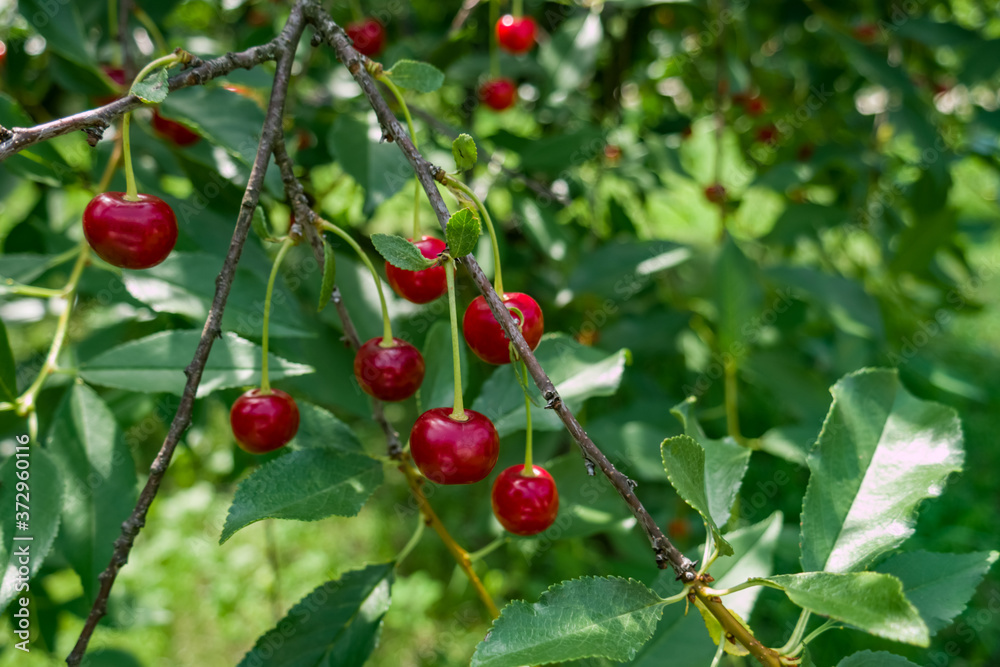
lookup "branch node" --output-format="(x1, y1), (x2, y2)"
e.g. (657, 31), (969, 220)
(0, 126), (12, 143)
(84, 125), (108, 147)
(583, 458), (596, 476)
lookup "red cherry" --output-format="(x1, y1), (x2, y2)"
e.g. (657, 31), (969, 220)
(83, 192), (178, 269)
(385, 236), (447, 304)
(743, 96), (766, 116)
(667, 517), (690, 539)
(346, 18), (385, 56)
(755, 124), (778, 145)
(95, 66), (127, 105)
(0, 41), (7, 67)
(230, 388), (300, 454)
(353, 337), (425, 402)
(410, 408), (500, 484)
(491, 465), (559, 535)
(852, 23), (879, 43)
(151, 109), (200, 147)
(796, 143), (815, 162)
(496, 15), (537, 54)
(478, 78), (517, 112)
(462, 293), (544, 365)
(704, 183), (727, 204)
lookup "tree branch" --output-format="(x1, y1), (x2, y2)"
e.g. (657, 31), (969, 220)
(0, 41), (282, 161)
(64, 7), (307, 666)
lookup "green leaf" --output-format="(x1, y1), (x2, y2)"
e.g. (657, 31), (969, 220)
(17, 0), (94, 67)
(472, 577), (664, 667)
(800, 368), (964, 573)
(370, 233), (434, 271)
(542, 453), (633, 539)
(80, 331), (314, 398)
(715, 237), (762, 360)
(237, 564), (394, 667)
(251, 206), (272, 241)
(452, 133), (478, 172)
(420, 320), (467, 411)
(766, 266), (884, 339)
(837, 650), (922, 667)
(327, 113), (412, 215)
(0, 318), (17, 402)
(220, 448), (382, 543)
(470, 334), (629, 437)
(875, 550), (999, 635)
(386, 60), (445, 93)
(445, 208), (481, 258)
(0, 447), (63, 614)
(755, 572), (929, 646)
(131, 68), (169, 104)
(46, 384), (138, 602)
(123, 252), (312, 338)
(291, 402), (364, 453)
(670, 398), (750, 527)
(160, 86), (265, 165)
(0, 95), (75, 186)
(659, 436), (733, 557)
(318, 241), (337, 312)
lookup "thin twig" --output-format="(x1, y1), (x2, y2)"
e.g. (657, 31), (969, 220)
(64, 7), (307, 665)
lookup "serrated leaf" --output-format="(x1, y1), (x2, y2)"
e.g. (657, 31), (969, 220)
(387, 60), (445, 93)
(420, 320), (467, 410)
(220, 448), (382, 543)
(472, 577), (664, 667)
(875, 550), (999, 635)
(753, 572), (929, 646)
(471, 334), (629, 437)
(46, 384), (137, 602)
(291, 402), (364, 453)
(670, 398), (750, 527)
(660, 436), (733, 557)
(800, 368), (964, 573)
(370, 233), (434, 271)
(446, 208), (481, 258)
(131, 68), (169, 103)
(836, 650), (922, 667)
(452, 133), (478, 172)
(237, 564), (393, 667)
(123, 252), (312, 338)
(0, 448), (63, 614)
(0, 318), (17, 402)
(80, 331), (313, 397)
(318, 241), (337, 312)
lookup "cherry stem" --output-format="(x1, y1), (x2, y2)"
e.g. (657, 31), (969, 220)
(445, 256), (467, 421)
(513, 0), (523, 17)
(521, 360), (535, 475)
(348, 0), (364, 22)
(320, 219), (394, 346)
(443, 176), (503, 296)
(260, 235), (295, 393)
(133, 5), (169, 56)
(108, 0), (117, 40)
(394, 513), (426, 566)
(379, 74), (422, 240)
(778, 610), (812, 655)
(489, 0), (500, 77)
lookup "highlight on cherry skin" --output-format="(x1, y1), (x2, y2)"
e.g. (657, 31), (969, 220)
(462, 292), (544, 365)
(491, 464), (559, 536)
(353, 337), (426, 402)
(409, 408), (500, 485)
(83, 192), (179, 270)
(478, 77), (517, 112)
(496, 14), (538, 54)
(385, 236), (448, 304)
(230, 388), (300, 454)
(346, 17), (386, 56)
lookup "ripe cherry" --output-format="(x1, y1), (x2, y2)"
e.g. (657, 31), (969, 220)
(756, 124), (778, 145)
(230, 388), (300, 454)
(796, 143), (815, 162)
(463, 292), (543, 365)
(96, 66), (127, 105)
(0, 41), (7, 68)
(410, 408), (499, 484)
(385, 236), (447, 304)
(478, 78), (517, 112)
(151, 109), (200, 147)
(83, 192), (178, 269)
(353, 337), (425, 402)
(346, 18), (386, 56)
(491, 465), (559, 535)
(704, 183), (726, 204)
(496, 15), (537, 54)
(852, 23), (879, 43)
(743, 96), (766, 116)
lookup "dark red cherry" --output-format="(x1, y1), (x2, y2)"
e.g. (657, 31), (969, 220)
(491, 465), (559, 535)
(462, 292), (543, 365)
(478, 78), (517, 112)
(744, 96), (766, 117)
(796, 143), (815, 162)
(151, 109), (200, 147)
(852, 23), (879, 43)
(756, 124), (778, 145)
(83, 192), (178, 269)
(230, 388), (300, 454)
(385, 236), (447, 304)
(96, 66), (127, 105)
(496, 15), (537, 54)
(346, 18), (385, 56)
(0, 41), (7, 68)
(410, 408), (500, 484)
(704, 183), (726, 204)
(353, 337), (425, 402)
